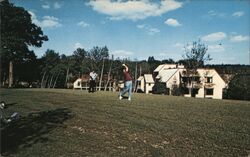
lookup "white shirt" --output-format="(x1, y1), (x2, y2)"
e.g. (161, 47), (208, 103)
(90, 72), (97, 81)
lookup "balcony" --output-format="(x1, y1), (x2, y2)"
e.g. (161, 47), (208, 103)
(182, 81), (203, 88)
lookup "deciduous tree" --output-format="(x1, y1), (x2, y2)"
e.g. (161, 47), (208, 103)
(0, 0), (48, 87)
(182, 40), (212, 97)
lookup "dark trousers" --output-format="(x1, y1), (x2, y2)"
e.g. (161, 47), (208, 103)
(89, 80), (96, 92)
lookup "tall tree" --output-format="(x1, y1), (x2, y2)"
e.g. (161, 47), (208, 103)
(0, 0), (48, 87)
(104, 55), (114, 91)
(182, 39), (212, 97)
(61, 54), (76, 88)
(162, 58), (175, 64)
(88, 46), (109, 72)
(88, 46), (109, 90)
(183, 39), (211, 69)
(15, 53), (40, 85)
(40, 50), (60, 88)
(148, 56), (161, 73)
(72, 48), (87, 75)
(99, 46), (109, 90)
(139, 61), (151, 75)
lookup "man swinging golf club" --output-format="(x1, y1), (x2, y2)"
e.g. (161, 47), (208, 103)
(119, 64), (133, 101)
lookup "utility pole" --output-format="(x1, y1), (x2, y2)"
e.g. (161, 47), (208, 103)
(139, 64), (142, 76)
(249, 49), (250, 65)
(8, 61), (13, 88)
(99, 58), (105, 91)
(134, 62), (137, 92)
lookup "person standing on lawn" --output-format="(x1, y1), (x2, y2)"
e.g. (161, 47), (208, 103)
(89, 70), (98, 93)
(119, 64), (133, 101)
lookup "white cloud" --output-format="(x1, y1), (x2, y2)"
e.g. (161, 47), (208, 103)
(208, 10), (216, 16)
(204, 10), (227, 19)
(164, 18), (181, 27)
(136, 24), (145, 29)
(74, 43), (84, 49)
(28, 11), (38, 21)
(137, 24), (160, 35)
(158, 52), (171, 57)
(54, 2), (62, 9)
(111, 50), (134, 58)
(77, 21), (90, 27)
(41, 2), (62, 10)
(86, 0), (183, 21)
(173, 42), (183, 48)
(42, 4), (50, 9)
(208, 44), (225, 52)
(148, 28), (160, 35)
(232, 11), (244, 17)
(29, 11), (62, 29)
(230, 35), (249, 42)
(153, 52), (180, 60)
(201, 32), (227, 42)
(41, 16), (62, 28)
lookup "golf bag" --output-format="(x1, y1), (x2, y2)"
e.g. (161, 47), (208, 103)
(0, 101), (20, 124)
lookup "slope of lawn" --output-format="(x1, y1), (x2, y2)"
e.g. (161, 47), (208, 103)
(1, 88), (250, 157)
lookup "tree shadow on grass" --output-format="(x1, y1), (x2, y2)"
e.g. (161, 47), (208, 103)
(1, 107), (73, 155)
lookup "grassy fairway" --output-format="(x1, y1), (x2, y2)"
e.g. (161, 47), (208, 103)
(1, 88), (250, 157)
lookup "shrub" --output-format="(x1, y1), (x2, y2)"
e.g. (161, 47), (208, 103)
(226, 74), (250, 100)
(171, 85), (183, 96)
(152, 82), (167, 94)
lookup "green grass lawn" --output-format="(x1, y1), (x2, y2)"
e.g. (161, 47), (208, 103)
(1, 88), (250, 157)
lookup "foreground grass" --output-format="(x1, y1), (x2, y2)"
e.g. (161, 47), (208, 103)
(1, 88), (250, 157)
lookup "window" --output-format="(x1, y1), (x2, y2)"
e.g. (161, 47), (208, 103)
(77, 82), (80, 86)
(206, 77), (213, 83)
(206, 88), (214, 95)
(182, 77), (188, 83)
(149, 83), (151, 86)
(194, 77), (200, 82)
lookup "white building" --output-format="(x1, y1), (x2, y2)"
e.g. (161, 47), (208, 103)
(181, 69), (226, 99)
(73, 74), (91, 90)
(154, 64), (226, 99)
(136, 74), (155, 94)
(136, 76), (144, 92)
(73, 78), (89, 90)
(155, 68), (184, 95)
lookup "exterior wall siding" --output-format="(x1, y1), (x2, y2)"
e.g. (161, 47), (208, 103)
(145, 83), (154, 94)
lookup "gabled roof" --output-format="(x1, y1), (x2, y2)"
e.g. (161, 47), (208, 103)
(157, 69), (178, 82)
(153, 64), (177, 72)
(154, 64), (165, 72)
(144, 74), (154, 83)
(137, 76), (144, 81)
(74, 78), (82, 82)
(197, 68), (226, 85)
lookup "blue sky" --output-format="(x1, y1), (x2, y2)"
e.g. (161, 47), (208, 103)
(11, 0), (250, 64)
